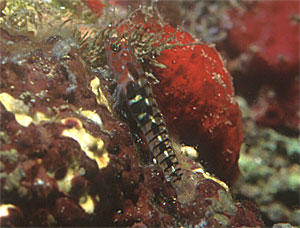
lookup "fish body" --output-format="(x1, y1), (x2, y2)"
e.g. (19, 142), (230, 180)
(105, 36), (183, 183)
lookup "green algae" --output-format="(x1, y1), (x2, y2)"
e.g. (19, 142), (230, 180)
(0, 166), (27, 197)
(236, 96), (300, 226)
(0, 149), (18, 164)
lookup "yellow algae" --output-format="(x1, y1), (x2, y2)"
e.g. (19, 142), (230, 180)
(193, 168), (229, 192)
(0, 92), (31, 127)
(61, 118), (110, 169)
(78, 110), (103, 128)
(0, 204), (16, 217)
(90, 77), (112, 113)
(14, 114), (33, 127)
(57, 167), (76, 193)
(79, 195), (95, 214)
(33, 111), (52, 123)
(0, 93), (29, 114)
(0, 93), (53, 127)
(96, 152), (110, 169)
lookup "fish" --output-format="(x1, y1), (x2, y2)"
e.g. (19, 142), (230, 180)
(105, 34), (183, 183)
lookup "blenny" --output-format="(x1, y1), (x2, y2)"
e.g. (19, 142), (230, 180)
(103, 25), (233, 204)
(105, 34), (184, 183)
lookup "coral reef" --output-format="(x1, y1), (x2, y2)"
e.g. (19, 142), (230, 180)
(178, 0), (238, 43)
(228, 1), (299, 77)
(107, 0), (238, 44)
(224, 1), (300, 132)
(234, 97), (300, 226)
(0, 24), (112, 226)
(0, 28), (262, 227)
(0, 0), (264, 227)
(222, 2), (300, 225)
(82, 2), (244, 184)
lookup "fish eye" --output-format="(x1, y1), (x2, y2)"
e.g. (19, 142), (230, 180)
(111, 42), (121, 52)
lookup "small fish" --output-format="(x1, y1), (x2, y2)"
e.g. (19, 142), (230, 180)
(105, 34), (183, 183)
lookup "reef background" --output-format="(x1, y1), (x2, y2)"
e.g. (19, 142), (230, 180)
(160, 1), (300, 226)
(0, 0), (299, 227)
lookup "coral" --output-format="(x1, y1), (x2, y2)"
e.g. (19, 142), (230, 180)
(235, 96), (300, 226)
(225, 1), (300, 131)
